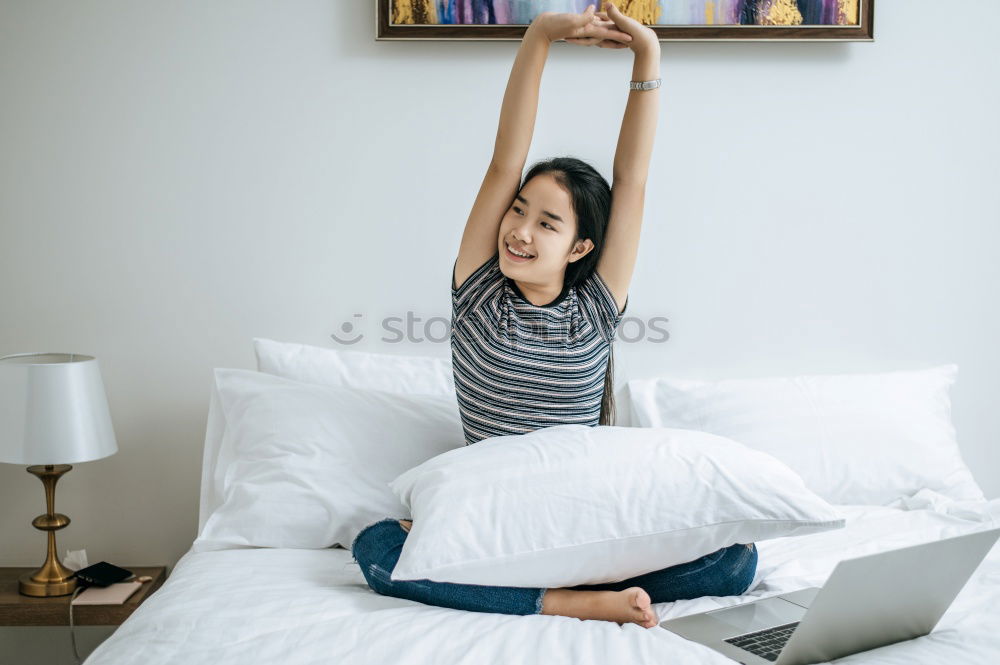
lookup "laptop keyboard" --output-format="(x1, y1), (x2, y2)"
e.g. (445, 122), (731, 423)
(724, 621), (800, 662)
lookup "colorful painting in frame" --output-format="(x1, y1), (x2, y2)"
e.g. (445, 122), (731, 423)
(376, 0), (874, 41)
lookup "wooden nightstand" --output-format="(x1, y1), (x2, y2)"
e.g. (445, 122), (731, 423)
(0, 566), (167, 626)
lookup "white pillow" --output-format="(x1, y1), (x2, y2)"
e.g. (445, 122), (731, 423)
(626, 364), (985, 507)
(252, 337), (636, 426)
(194, 368), (464, 552)
(198, 339), (458, 534)
(387, 424), (844, 588)
(253, 337), (455, 396)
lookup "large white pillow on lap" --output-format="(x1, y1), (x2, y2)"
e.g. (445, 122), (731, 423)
(626, 364), (985, 506)
(388, 424), (844, 588)
(194, 368), (464, 552)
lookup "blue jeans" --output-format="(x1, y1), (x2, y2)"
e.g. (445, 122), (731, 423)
(351, 517), (758, 616)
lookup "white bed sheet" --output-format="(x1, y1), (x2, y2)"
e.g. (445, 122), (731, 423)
(86, 490), (1000, 665)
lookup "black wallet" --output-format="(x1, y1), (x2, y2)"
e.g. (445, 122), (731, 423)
(73, 561), (134, 587)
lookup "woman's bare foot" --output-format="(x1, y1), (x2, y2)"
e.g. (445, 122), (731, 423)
(393, 519), (654, 627)
(541, 586), (658, 628)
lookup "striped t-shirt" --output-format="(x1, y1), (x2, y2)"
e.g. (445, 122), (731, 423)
(450, 252), (628, 446)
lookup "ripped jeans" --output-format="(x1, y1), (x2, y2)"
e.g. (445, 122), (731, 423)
(351, 517), (758, 616)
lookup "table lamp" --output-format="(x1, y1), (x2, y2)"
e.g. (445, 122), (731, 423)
(0, 352), (118, 597)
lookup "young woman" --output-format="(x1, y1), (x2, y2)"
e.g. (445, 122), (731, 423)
(352, 3), (757, 629)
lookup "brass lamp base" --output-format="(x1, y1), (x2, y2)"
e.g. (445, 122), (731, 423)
(20, 570), (77, 597)
(19, 464), (79, 597)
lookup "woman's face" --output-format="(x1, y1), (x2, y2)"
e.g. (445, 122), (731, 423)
(497, 173), (592, 280)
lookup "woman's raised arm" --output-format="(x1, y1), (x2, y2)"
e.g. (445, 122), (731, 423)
(454, 7), (633, 291)
(491, 19), (551, 173)
(608, 5), (660, 184)
(595, 2), (661, 314)
(453, 18), (552, 290)
(493, 6), (631, 171)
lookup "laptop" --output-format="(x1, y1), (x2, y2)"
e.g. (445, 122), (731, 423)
(660, 526), (1000, 665)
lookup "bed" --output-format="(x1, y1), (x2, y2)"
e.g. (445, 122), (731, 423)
(84, 491), (1000, 663)
(83, 347), (1000, 664)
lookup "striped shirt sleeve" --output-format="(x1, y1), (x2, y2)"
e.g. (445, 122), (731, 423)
(452, 252), (502, 320)
(577, 268), (628, 339)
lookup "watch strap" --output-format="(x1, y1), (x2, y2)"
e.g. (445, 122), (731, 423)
(629, 78), (662, 91)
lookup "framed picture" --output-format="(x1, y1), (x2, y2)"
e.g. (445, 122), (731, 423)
(376, 0), (873, 42)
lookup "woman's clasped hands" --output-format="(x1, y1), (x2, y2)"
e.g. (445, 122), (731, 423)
(533, 2), (659, 54)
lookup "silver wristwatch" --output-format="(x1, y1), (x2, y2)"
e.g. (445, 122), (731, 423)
(629, 78), (662, 91)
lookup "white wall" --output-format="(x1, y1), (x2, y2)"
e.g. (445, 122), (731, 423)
(1, 0), (998, 573)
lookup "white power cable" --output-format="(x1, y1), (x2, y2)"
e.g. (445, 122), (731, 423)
(69, 585), (85, 664)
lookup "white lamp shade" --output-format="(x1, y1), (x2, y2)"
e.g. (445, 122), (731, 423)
(0, 353), (118, 465)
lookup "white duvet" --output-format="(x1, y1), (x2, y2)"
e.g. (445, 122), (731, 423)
(85, 490), (1000, 665)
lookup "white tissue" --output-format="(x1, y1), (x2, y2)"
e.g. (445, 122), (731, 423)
(62, 548), (89, 571)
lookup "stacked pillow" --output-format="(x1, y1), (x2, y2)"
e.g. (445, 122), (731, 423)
(196, 339), (462, 543)
(193, 368), (465, 551)
(626, 364), (985, 506)
(253, 337), (455, 397)
(252, 337), (635, 426)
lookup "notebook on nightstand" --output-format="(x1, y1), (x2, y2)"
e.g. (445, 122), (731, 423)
(71, 580), (143, 605)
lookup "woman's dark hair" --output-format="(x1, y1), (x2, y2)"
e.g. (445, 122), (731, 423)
(519, 156), (617, 427)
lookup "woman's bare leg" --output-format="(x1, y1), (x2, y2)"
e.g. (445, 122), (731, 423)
(399, 519), (656, 627)
(541, 587), (658, 628)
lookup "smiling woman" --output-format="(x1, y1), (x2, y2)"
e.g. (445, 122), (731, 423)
(356, 3), (679, 629)
(450, 160), (627, 443)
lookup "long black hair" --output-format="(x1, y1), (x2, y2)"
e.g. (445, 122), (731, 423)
(519, 156), (618, 426)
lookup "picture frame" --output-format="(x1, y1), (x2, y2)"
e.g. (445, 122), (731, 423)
(376, 0), (874, 42)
